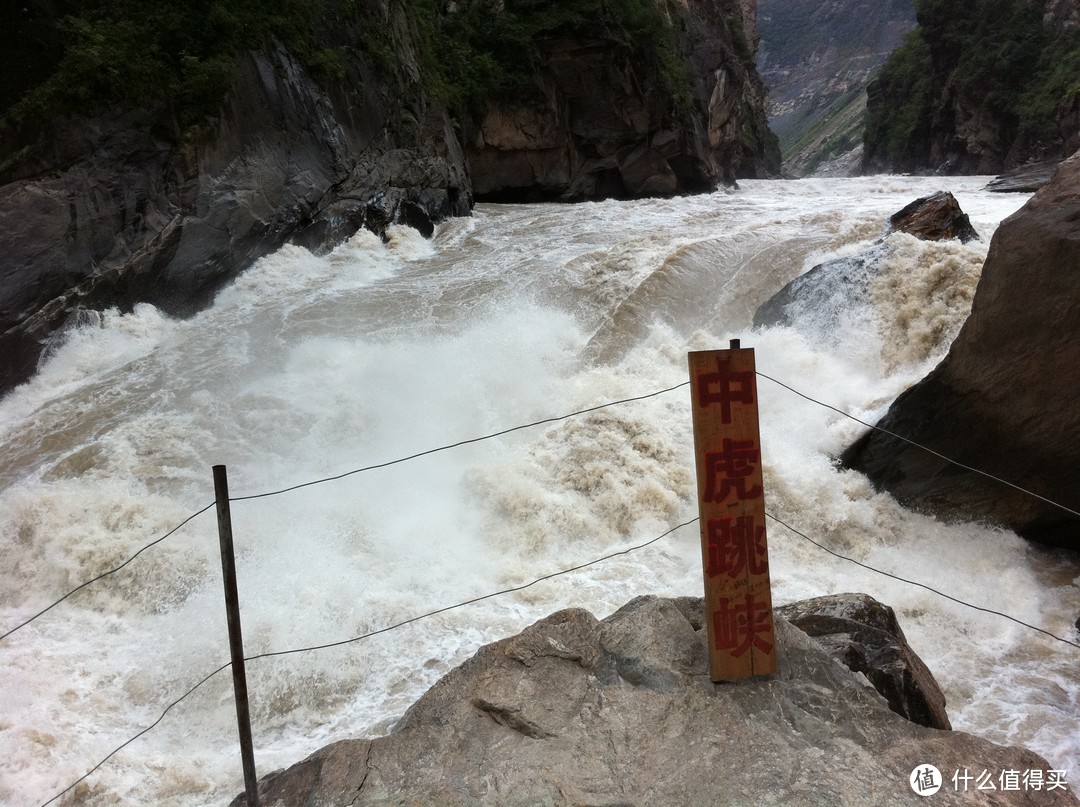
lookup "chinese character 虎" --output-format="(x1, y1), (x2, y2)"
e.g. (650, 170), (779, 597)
(703, 439), (763, 503)
(712, 593), (773, 657)
(697, 358), (755, 424)
(706, 516), (768, 578)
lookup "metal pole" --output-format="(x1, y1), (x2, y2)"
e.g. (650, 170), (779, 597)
(213, 464), (261, 807)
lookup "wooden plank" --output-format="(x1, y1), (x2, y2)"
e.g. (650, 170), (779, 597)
(688, 344), (777, 681)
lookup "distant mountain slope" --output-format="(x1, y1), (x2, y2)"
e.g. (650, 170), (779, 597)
(758, 0), (915, 176)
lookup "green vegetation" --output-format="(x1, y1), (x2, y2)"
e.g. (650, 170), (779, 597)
(5, 0), (343, 126)
(431, 0), (693, 117)
(5, 0), (698, 132)
(863, 29), (933, 167)
(864, 0), (1080, 167)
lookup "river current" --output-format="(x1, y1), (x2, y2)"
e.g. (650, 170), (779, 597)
(1, 176), (1077, 805)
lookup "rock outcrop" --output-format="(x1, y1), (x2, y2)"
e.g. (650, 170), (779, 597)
(232, 596), (1075, 807)
(0, 11), (470, 395)
(842, 153), (1080, 549)
(467, 0), (778, 200)
(863, 0), (1080, 175)
(889, 191), (979, 243)
(777, 593), (951, 730)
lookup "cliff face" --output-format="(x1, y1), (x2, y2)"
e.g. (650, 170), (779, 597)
(863, 0), (1080, 174)
(0, 0), (777, 396)
(0, 1), (470, 393)
(758, 0), (915, 176)
(466, 0), (778, 200)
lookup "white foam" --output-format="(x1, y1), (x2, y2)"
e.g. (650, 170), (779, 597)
(1, 177), (1074, 806)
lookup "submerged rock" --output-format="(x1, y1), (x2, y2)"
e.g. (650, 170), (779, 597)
(232, 596), (1075, 806)
(753, 190), (979, 335)
(841, 152), (1080, 549)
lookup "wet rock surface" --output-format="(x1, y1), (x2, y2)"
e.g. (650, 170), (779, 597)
(232, 596), (1075, 807)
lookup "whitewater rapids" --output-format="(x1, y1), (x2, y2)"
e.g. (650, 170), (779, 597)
(1, 176), (1076, 805)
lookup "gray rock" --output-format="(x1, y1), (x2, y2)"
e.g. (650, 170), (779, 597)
(232, 596), (1076, 807)
(777, 593), (951, 730)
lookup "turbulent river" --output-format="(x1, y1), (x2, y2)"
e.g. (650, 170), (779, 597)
(2, 176), (1077, 805)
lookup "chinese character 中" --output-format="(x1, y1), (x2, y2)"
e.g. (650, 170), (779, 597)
(697, 358), (755, 424)
(703, 439), (763, 503)
(712, 593), (773, 657)
(706, 515), (769, 578)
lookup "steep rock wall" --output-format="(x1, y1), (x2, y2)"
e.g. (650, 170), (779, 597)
(863, 0), (1080, 175)
(0, 0), (777, 396)
(0, 2), (470, 395)
(466, 0), (778, 201)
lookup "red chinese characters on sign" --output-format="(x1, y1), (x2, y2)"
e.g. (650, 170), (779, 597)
(703, 438), (763, 503)
(706, 515), (769, 578)
(712, 593), (774, 657)
(696, 359), (756, 424)
(689, 346), (776, 680)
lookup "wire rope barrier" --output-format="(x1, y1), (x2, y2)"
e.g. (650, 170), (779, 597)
(10, 369), (1080, 807)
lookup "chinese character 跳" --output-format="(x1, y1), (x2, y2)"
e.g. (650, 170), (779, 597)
(706, 515), (768, 578)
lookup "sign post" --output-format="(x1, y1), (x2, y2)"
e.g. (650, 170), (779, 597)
(688, 341), (777, 681)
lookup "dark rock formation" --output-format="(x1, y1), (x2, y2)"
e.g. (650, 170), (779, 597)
(0, 1), (779, 397)
(889, 191), (979, 242)
(985, 159), (1064, 193)
(231, 596), (1075, 807)
(0, 22), (470, 394)
(842, 153), (1080, 549)
(777, 593), (951, 730)
(467, 0), (778, 201)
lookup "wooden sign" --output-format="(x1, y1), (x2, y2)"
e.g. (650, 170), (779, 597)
(688, 343), (777, 681)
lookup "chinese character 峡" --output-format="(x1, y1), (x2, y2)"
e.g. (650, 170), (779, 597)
(712, 593), (773, 657)
(706, 516), (768, 578)
(697, 358), (755, 424)
(703, 439), (763, 503)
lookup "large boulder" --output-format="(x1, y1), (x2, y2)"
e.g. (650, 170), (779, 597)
(753, 190), (977, 333)
(841, 152), (1080, 549)
(232, 596), (1075, 807)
